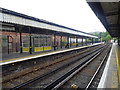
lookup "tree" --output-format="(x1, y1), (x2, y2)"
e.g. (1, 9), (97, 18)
(91, 31), (112, 42)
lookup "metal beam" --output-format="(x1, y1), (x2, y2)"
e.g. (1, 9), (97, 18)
(105, 11), (120, 16)
(110, 27), (120, 30)
(118, 1), (120, 23)
(109, 24), (120, 27)
(117, 1), (120, 37)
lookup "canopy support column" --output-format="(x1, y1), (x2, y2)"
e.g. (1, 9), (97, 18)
(60, 35), (62, 48)
(66, 36), (69, 48)
(86, 38), (87, 45)
(92, 38), (93, 44)
(82, 38), (83, 46)
(54, 34), (56, 50)
(19, 27), (23, 53)
(69, 37), (71, 47)
(76, 37), (78, 47)
(29, 27), (32, 54)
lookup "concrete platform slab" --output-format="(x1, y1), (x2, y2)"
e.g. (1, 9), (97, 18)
(98, 43), (120, 89)
(0, 43), (102, 66)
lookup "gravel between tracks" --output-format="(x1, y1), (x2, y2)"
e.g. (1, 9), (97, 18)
(21, 46), (105, 88)
(2, 45), (104, 88)
(61, 44), (111, 89)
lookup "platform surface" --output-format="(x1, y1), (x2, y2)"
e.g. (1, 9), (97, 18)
(0, 43), (102, 65)
(98, 43), (120, 89)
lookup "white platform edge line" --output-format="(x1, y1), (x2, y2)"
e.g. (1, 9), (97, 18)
(97, 43), (113, 89)
(1, 43), (102, 66)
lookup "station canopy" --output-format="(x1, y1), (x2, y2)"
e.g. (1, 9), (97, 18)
(87, 1), (120, 37)
(0, 8), (98, 38)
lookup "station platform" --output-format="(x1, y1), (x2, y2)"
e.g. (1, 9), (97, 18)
(0, 43), (102, 66)
(98, 43), (120, 89)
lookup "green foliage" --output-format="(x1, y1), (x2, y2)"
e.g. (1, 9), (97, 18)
(91, 31), (112, 41)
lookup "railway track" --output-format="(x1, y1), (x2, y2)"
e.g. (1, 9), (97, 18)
(44, 44), (111, 90)
(2, 44), (108, 89)
(85, 51), (109, 89)
(2, 45), (99, 83)
(2, 45), (100, 77)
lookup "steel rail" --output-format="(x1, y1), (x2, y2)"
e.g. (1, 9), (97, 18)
(3, 45), (97, 83)
(3, 45), (98, 82)
(10, 45), (106, 90)
(85, 45), (111, 90)
(43, 45), (107, 90)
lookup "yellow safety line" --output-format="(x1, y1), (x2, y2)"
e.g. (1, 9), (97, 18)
(111, 71), (118, 88)
(0, 44), (101, 64)
(0, 47), (65, 63)
(0, 51), (52, 63)
(115, 47), (120, 85)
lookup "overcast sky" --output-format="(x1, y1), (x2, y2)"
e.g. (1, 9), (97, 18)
(0, 0), (106, 33)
